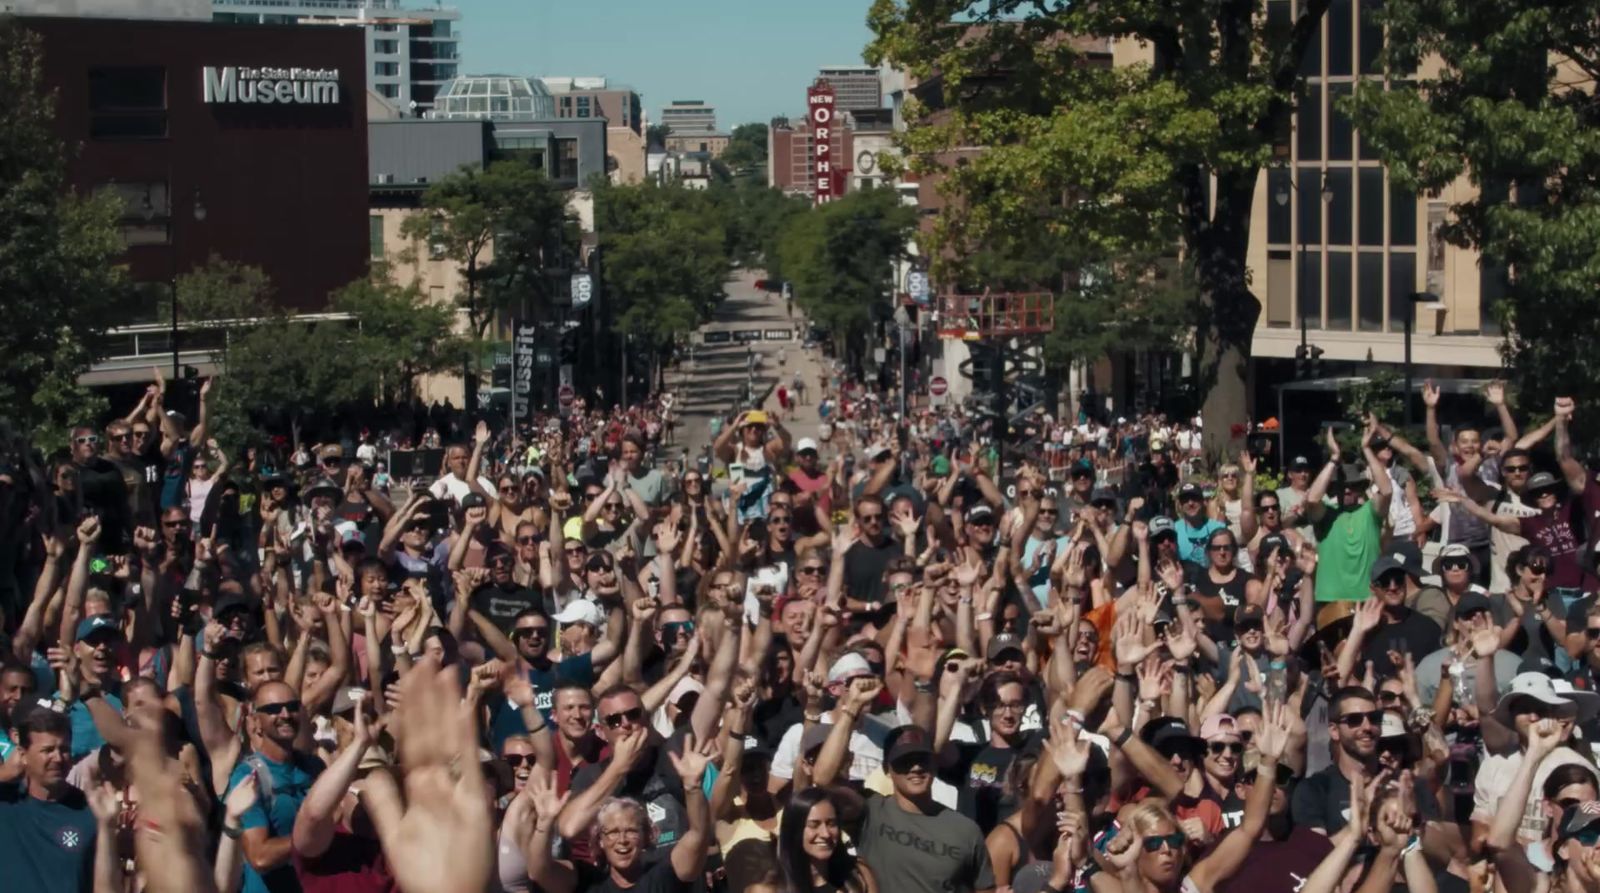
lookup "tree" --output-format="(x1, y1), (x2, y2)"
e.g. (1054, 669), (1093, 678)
(218, 317), (367, 448)
(173, 255), (274, 328)
(720, 122), (770, 178)
(1351, 0), (1600, 436)
(776, 187), (917, 365)
(594, 181), (731, 389)
(868, 0), (1332, 458)
(331, 275), (472, 404)
(646, 124), (672, 150)
(0, 21), (131, 443)
(401, 160), (580, 410)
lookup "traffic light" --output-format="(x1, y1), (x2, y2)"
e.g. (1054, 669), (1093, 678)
(1309, 344), (1325, 379)
(1294, 344), (1308, 379)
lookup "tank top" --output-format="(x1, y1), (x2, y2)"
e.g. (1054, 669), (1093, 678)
(1190, 570), (1250, 643)
(1002, 822), (1052, 892)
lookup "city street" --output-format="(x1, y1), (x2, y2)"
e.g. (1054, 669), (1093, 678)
(665, 269), (831, 465)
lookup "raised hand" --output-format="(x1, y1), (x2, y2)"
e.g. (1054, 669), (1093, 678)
(223, 771), (260, 824)
(1163, 621), (1197, 662)
(77, 516), (102, 545)
(668, 731), (719, 786)
(362, 661), (493, 893)
(473, 420), (491, 447)
(1484, 381), (1506, 406)
(1255, 702), (1293, 761)
(525, 772), (569, 827)
(1045, 723), (1093, 778)
(1527, 717), (1563, 759)
(1556, 397), (1577, 420)
(1351, 597), (1384, 636)
(1422, 380), (1441, 408)
(126, 725), (214, 893)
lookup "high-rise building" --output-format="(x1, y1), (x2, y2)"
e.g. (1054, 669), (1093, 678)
(213, 0), (461, 113)
(660, 99), (717, 134)
(817, 65), (883, 112)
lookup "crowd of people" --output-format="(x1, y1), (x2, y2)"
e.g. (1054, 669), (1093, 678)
(5, 369), (1600, 893)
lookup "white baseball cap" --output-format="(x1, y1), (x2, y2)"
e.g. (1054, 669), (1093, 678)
(795, 438), (819, 454)
(553, 599), (605, 628)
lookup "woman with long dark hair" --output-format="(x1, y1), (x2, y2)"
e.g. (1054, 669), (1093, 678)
(777, 787), (878, 893)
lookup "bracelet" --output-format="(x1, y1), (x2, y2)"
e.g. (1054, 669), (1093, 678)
(975, 612), (992, 621)
(1113, 726), (1134, 748)
(390, 645), (409, 655)
(1115, 671), (1136, 682)
(1268, 659), (1286, 670)
(727, 727), (749, 737)
(913, 678), (934, 694)
(222, 823), (245, 840)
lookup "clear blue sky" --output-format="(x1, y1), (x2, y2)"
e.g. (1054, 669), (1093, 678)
(456, 0), (877, 128)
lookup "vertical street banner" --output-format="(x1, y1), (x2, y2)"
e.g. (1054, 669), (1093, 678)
(512, 320), (537, 423)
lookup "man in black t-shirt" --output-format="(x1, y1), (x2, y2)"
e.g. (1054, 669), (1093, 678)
(939, 670), (1035, 834)
(842, 493), (900, 607)
(1291, 685), (1441, 835)
(559, 687), (691, 857)
(470, 546), (541, 633)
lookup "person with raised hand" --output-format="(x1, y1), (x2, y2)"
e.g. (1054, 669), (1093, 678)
(291, 697), (391, 888)
(360, 660), (492, 893)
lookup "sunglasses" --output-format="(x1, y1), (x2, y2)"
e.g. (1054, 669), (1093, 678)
(1038, 508), (1059, 516)
(858, 512), (884, 522)
(1441, 560), (1470, 572)
(1337, 710), (1384, 729)
(768, 515), (792, 524)
(1207, 544), (1236, 553)
(1378, 690), (1404, 702)
(602, 502), (623, 511)
(1207, 741), (1244, 756)
(1374, 575), (1405, 592)
(109, 432), (132, 441)
(256, 700), (302, 716)
(489, 556), (514, 568)
(1143, 832), (1187, 852)
(74, 435), (101, 445)
(1586, 627), (1600, 639)
(502, 753), (533, 768)
(565, 546), (588, 556)
(798, 565), (825, 576)
(322, 456), (343, 465)
(163, 520), (192, 529)
(517, 535), (538, 544)
(1260, 503), (1280, 512)
(603, 706), (644, 728)
(512, 626), (549, 640)
(586, 557), (615, 573)
(662, 621), (696, 640)
(131, 429), (151, 437)
(1503, 464), (1531, 474)
(1527, 563), (1550, 575)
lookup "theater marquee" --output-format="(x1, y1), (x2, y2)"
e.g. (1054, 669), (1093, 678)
(203, 66), (341, 105)
(807, 81), (837, 206)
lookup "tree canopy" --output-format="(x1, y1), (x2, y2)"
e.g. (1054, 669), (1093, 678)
(867, 0), (1330, 454)
(0, 21), (131, 444)
(1352, 0), (1600, 435)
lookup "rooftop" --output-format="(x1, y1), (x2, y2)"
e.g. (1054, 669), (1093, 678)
(426, 75), (555, 121)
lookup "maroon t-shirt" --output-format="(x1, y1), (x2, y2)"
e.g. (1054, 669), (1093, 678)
(1518, 480), (1600, 590)
(1214, 825), (1333, 893)
(294, 827), (394, 893)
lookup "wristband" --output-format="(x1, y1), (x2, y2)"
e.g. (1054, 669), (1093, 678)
(1113, 726), (1134, 748)
(1115, 671), (1136, 683)
(913, 678), (934, 694)
(975, 612), (993, 621)
(222, 823), (245, 840)
(1268, 659), (1286, 670)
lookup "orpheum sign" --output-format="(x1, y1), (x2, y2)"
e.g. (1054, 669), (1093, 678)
(807, 81), (837, 206)
(203, 66), (341, 105)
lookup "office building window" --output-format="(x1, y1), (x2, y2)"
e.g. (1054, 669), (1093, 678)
(378, 84), (399, 98)
(1328, 0), (1353, 76)
(432, 20), (451, 38)
(1299, 1), (1322, 74)
(1297, 84), (1322, 161)
(374, 23), (397, 32)
(1326, 168), (1352, 246)
(1297, 170), (1322, 244)
(1267, 250), (1294, 327)
(374, 39), (399, 54)
(1300, 250), (1322, 329)
(428, 218), (446, 259)
(554, 138), (579, 181)
(1327, 250), (1352, 329)
(1358, 168), (1385, 245)
(1390, 182), (1417, 245)
(1358, 252), (1385, 331)
(89, 67), (166, 140)
(369, 215), (385, 259)
(1267, 168), (1292, 244)
(377, 62), (399, 77)
(1359, 0), (1384, 73)
(1387, 251), (1417, 330)
(1328, 83), (1354, 161)
(577, 96), (591, 117)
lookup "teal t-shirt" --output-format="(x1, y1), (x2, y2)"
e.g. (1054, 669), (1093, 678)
(1175, 517), (1227, 567)
(227, 750), (325, 893)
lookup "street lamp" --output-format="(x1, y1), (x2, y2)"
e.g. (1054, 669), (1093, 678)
(145, 186), (206, 382)
(1403, 291), (1445, 426)
(892, 303), (913, 475)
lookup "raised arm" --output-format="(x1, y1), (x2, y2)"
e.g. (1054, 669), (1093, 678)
(667, 734), (716, 884)
(1484, 382), (1519, 454)
(1555, 399), (1586, 491)
(1190, 703), (1291, 891)
(293, 705), (378, 858)
(1421, 380), (1449, 469)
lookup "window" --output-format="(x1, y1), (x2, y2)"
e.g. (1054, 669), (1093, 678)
(89, 67), (166, 140)
(1297, 84), (1322, 162)
(1297, 170), (1322, 244)
(369, 215), (385, 259)
(553, 138), (580, 181)
(428, 218), (446, 259)
(1327, 251), (1352, 330)
(378, 84), (399, 98)
(1267, 250), (1294, 327)
(1387, 252), (1417, 330)
(1328, 0), (1353, 76)
(1390, 183), (1416, 245)
(1300, 1), (1323, 75)
(1328, 84), (1354, 161)
(1358, 252), (1384, 331)
(577, 96), (591, 118)
(1267, 168), (1292, 243)
(1300, 250), (1322, 329)
(376, 62), (399, 77)
(1359, 0), (1384, 73)
(1358, 168), (1385, 245)
(431, 20), (452, 38)
(1480, 262), (1509, 335)
(374, 39), (399, 54)
(1327, 169), (1352, 246)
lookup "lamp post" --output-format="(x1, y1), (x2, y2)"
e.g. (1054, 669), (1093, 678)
(1274, 171), (1334, 364)
(145, 187), (206, 383)
(1403, 291), (1443, 427)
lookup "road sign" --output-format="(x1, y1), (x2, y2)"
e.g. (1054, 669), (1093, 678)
(571, 273), (593, 308)
(558, 384), (575, 405)
(930, 375), (948, 397)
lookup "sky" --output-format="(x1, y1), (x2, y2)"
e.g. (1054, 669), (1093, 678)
(456, 0), (878, 128)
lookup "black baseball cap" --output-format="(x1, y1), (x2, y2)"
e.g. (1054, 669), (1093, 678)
(885, 725), (935, 765)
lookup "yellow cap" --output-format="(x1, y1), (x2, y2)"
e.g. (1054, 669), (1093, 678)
(563, 517), (585, 541)
(745, 410), (769, 426)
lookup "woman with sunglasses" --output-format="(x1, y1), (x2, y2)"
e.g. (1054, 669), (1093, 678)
(1103, 704), (1293, 893)
(1495, 545), (1566, 663)
(1206, 459), (1251, 541)
(1484, 718), (1594, 893)
(184, 437), (230, 530)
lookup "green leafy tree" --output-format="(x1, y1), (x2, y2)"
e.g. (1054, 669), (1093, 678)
(1351, 0), (1600, 436)
(331, 275), (472, 404)
(172, 255), (274, 329)
(720, 122), (770, 178)
(776, 187), (917, 363)
(595, 181), (731, 389)
(219, 318), (367, 447)
(402, 161), (580, 409)
(646, 124), (672, 150)
(868, 0), (1332, 458)
(0, 21), (131, 442)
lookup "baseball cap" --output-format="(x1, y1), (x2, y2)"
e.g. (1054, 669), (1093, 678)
(1140, 715), (1202, 755)
(460, 492), (488, 510)
(867, 442), (893, 461)
(1337, 463), (1371, 484)
(1289, 455), (1312, 469)
(885, 725), (935, 765)
(214, 591), (252, 619)
(744, 410), (769, 426)
(1199, 714), (1241, 742)
(1454, 591), (1494, 617)
(795, 438), (819, 455)
(967, 504), (997, 525)
(75, 614), (120, 643)
(986, 633), (1025, 662)
(319, 444), (344, 460)
(1177, 483), (1205, 502)
(1148, 516), (1176, 539)
(1386, 542), (1425, 579)
(1069, 460), (1095, 478)
(1370, 556), (1408, 584)
(553, 599), (605, 628)
(1233, 603), (1264, 627)
(826, 652), (873, 685)
(1090, 488), (1119, 508)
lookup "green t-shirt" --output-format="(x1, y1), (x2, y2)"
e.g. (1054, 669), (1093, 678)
(1313, 500), (1383, 601)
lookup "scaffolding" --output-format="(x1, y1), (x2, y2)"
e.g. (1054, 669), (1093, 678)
(936, 291), (1054, 341)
